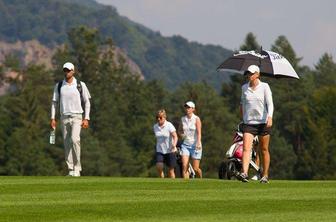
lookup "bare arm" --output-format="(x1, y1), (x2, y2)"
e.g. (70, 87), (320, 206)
(177, 120), (184, 140)
(196, 117), (202, 149)
(50, 118), (56, 129)
(82, 82), (91, 121)
(171, 131), (178, 152)
(265, 84), (274, 127)
(50, 84), (58, 129)
(81, 83), (91, 128)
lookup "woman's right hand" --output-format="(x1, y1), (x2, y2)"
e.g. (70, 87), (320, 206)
(196, 142), (202, 150)
(50, 119), (56, 129)
(266, 117), (273, 128)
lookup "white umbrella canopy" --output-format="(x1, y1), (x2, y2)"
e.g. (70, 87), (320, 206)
(217, 50), (299, 79)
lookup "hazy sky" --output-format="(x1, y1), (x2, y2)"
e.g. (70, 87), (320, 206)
(96, 0), (336, 67)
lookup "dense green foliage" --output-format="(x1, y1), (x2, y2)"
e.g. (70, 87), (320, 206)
(0, 26), (236, 177)
(1, 177), (336, 221)
(0, 0), (232, 90)
(0, 26), (335, 179)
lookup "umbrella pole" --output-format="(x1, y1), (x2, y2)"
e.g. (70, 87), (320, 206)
(259, 46), (263, 68)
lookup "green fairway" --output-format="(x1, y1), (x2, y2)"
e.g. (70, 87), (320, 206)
(0, 177), (335, 222)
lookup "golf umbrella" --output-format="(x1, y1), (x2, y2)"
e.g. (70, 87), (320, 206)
(217, 50), (299, 79)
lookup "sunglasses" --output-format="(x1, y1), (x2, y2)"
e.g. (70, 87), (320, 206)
(157, 116), (164, 120)
(245, 71), (257, 76)
(63, 68), (71, 73)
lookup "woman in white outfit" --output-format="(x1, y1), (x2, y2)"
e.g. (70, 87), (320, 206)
(153, 109), (178, 178)
(178, 101), (202, 178)
(239, 65), (274, 183)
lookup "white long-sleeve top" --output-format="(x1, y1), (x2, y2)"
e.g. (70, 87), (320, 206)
(51, 78), (91, 120)
(241, 80), (274, 124)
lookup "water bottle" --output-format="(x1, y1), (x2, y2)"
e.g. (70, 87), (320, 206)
(49, 129), (56, 144)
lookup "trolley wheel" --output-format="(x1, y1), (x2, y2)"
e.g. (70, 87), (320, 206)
(226, 160), (239, 180)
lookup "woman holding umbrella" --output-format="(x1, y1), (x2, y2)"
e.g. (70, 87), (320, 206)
(238, 65), (274, 183)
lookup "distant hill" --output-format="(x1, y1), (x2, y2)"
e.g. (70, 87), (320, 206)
(0, 0), (232, 89)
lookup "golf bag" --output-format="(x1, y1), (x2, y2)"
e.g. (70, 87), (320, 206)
(218, 123), (260, 180)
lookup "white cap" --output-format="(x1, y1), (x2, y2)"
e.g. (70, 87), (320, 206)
(63, 62), (75, 71)
(246, 65), (260, 74)
(185, 101), (195, 108)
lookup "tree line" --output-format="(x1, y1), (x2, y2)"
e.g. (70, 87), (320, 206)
(0, 28), (335, 179)
(0, 0), (232, 90)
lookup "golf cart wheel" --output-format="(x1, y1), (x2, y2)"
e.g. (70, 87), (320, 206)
(218, 161), (227, 179)
(226, 160), (238, 180)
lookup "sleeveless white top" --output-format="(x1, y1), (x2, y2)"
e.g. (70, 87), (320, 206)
(181, 113), (199, 146)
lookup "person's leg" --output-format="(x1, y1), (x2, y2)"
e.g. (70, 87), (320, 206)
(168, 167), (175, 178)
(167, 153), (176, 178)
(156, 153), (165, 178)
(61, 117), (73, 174)
(254, 143), (260, 167)
(180, 144), (191, 179)
(181, 155), (190, 179)
(191, 159), (202, 178)
(242, 132), (254, 175)
(250, 142), (262, 180)
(259, 134), (270, 178)
(190, 147), (202, 178)
(156, 162), (164, 178)
(71, 115), (82, 176)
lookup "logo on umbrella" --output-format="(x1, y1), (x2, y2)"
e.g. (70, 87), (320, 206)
(268, 51), (284, 60)
(234, 51), (268, 59)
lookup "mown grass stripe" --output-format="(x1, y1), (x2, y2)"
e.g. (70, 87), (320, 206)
(0, 177), (335, 222)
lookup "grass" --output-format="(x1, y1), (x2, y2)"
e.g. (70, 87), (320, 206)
(0, 177), (335, 222)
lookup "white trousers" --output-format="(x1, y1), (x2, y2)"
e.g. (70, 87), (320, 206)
(61, 114), (82, 172)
